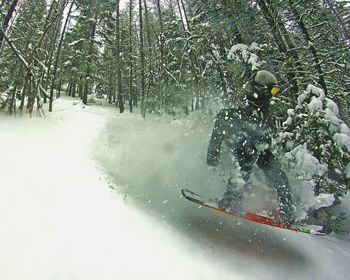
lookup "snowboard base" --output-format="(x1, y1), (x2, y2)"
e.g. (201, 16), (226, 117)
(181, 189), (327, 235)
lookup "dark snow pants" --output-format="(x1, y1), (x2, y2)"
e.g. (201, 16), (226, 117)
(228, 140), (295, 224)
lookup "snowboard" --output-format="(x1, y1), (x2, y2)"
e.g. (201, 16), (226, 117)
(181, 189), (327, 235)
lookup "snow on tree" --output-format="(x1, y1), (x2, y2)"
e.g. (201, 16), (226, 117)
(227, 42), (266, 71)
(275, 84), (350, 232)
(226, 42), (349, 232)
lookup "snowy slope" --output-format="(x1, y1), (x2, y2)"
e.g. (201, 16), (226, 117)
(1, 97), (349, 280)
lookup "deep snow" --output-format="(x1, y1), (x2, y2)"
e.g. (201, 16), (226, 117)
(0, 96), (349, 280)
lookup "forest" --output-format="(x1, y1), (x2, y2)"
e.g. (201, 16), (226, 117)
(0, 0), (349, 232)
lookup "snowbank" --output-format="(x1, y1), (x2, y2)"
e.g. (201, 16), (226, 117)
(1, 96), (350, 280)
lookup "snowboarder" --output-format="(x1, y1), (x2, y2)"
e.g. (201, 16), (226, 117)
(207, 70), (295, 226)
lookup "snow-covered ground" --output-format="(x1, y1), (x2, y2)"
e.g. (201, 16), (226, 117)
(0, 96), (349, 280)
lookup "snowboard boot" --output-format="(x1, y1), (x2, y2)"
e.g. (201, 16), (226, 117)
(217, 189), (243, 210)
(217, 177), (245, 210)
(304, 208), (333, 234)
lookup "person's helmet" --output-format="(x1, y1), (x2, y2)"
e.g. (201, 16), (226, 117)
(254, 70), (281, 96)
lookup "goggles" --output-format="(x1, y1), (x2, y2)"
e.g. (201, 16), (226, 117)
(271, 86), (281, 96)
(255, 84), (281, 96)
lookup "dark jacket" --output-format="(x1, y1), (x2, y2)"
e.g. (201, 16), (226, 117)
(207, 96), (271, 166)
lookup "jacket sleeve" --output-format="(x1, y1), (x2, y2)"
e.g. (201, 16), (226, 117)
(207, 113), (225, 166)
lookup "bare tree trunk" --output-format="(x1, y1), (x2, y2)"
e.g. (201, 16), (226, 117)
(0, 0), (20, 56)
(143, 0), (154, 109)
(44, 0), (63, 103)
(57, 79), (62, 97)
(116, 0), (124, 113)
(129, 0), (133, 112)
(139, 0), (146, 118)
(83, 14), (97, 105)
(71, 83), (76, 97)
(176, 0), (187, 33)
(78, 75), (83, 98)
(180, 0), (191, 33)
(156, 0), (165, 109)
(108, 73), (113, 104)
(67, 82), (72, 96)
(49, 0), (74, 112)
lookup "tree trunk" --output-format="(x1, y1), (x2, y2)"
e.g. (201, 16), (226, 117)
(72, 83), (76, 97)
(176, 0), (187, 33)
(49, 0), (74, 111)
(116, 0), (124, 113)
(180, 0), (190, 33)
(83, 12), (98, 106)
(57, 79), (62, 98)
(0, 0), (20, 56)
(108, 73), (113, 104)
(143, 0), (154, 110)
(44, 1), (62, 103)
(139, 0), (146, 118)
(129, 0), (133, 113)
(82, 83), (88, 104)
(67, 82), (72, 96)
(156, 0), (165, 109)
